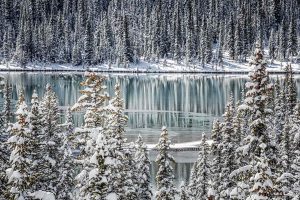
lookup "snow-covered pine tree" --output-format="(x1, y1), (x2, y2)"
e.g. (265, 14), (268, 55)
(104, 83), (137, 199)
(155, 127), (177, 200)
(247, 144), (278, 200)
(2, 80), (12, 127)
(72, 72), (110, 199)
(287, 17), (298, 60)
(219, 98), (236, 199)
(269, 28), (277, 63)
(284, 64), (297, 114)
(234, 21), (243, 62)
(135, 135), (152, 200)
(179, 181), (190, 200)
(28, 90), (44, 192)
(227, 14), (235, 60)
(38, 84), (63, 195)
(291, 104), (300, 198)
(273, 78), (285, 144)
(216, 31), (224, 69)
(276, 115), (294, 198)
(278, 23), (287, 61)
(122, 142), (139, 199)
(0, 80), (12, 198)
(75, 130), (110, 200)
(72, 72), (109, 128)
(233, 44), (275, 198)
(56, 107), (75, 200)
(6, 90), (32, 199)
(208, 120), (222, 199)
(242, 43), (273, 159)
(189, 133), (210, 200)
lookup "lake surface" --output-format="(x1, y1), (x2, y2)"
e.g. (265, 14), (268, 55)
(1, 72), (299, 187)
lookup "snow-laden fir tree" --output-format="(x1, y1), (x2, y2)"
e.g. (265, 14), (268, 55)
(6, 90), (32, 199)
(75, 130), (110, 200)
(275, 115), (294, 198)
(233, 44), (275, 198)
(189, 133), (210, 200)
(0, 79), (12, 198)
(219, 97), (237, 199)
(72, 72), (110, 199)
(38, 84), (63, 195)
(241, 43), (273, 160)
(122, 142), (139, 199)
(72, 72), (109, 128)
(273, 78), (285, 144)
(292, 148), (300, 197)
(135, 135), (152, 200)
(28, 90), (43, 192)
(1, 80), (12, 127)
(56, 107), (75, 200)
(179, 181), (190, 200)
(284, 64), (297, 114)
(104, 83), (131, 199)
(247, 144), (277, 200)
(155, 127), (177, 200)
(208, 120), (222, 199)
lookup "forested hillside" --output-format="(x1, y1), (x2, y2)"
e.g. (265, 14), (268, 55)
(0, 0), (299, 67)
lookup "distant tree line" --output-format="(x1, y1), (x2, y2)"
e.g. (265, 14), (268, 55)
(0, 0), (299, 67)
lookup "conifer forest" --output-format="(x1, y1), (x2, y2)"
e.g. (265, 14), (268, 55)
(1, 0), (300, 200)
(0, 0), (299, 67)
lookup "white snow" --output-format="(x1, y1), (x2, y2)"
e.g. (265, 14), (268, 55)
(0, 56), (299, 73)
(31, 190), (55, 200)
(106, 193), (118, 200)
(147, 139), (213, 149)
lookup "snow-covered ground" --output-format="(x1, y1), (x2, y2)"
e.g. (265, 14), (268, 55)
(0, 57), (299, 73)
(147, 139), (213, 150)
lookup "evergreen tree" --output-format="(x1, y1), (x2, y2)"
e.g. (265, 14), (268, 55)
(84, 15), (93, 66)
(135, 135), (152, 200)
(6, 90), (32, 199)
(179, 182), (190, 200)
(247, 145), (277, 199)
(38, 84), (63, 195)
(189, 134), (210, 200)
(1, 80), (12, 131)
(219, 99), (236, 199)
(287, 18), (298, 59)
(208, 120), (222, 199)
(56, 107), (75, 200)
(72, 72), (110, 199)
(227, 15), (235, 60)
(155, 127), (177, 200)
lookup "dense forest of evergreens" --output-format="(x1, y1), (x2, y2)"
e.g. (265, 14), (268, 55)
(0, 0), (299, 67)
(1, 46), (300, 199)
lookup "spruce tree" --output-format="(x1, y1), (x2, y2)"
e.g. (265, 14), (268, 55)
(189, 134), (210, 200)
(155, 127), (177, 200)
(219, 99), (236, 199)
(38, 84), (63, 195)
(247, 145), (277, 199)
(6, 90), (32, 199)
(208, 120), (222, 199)
(72, 72), (110, 199)
(179, 182), (190, 200)
(135, 135), (152, 200)
(56, 107), (75, 200)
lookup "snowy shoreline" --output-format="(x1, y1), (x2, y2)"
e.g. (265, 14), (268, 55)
(0, 58), (299, 74)
(1, 68), (300, 74)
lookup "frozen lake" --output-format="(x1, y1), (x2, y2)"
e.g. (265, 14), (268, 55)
(1, 72), (299, 187)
